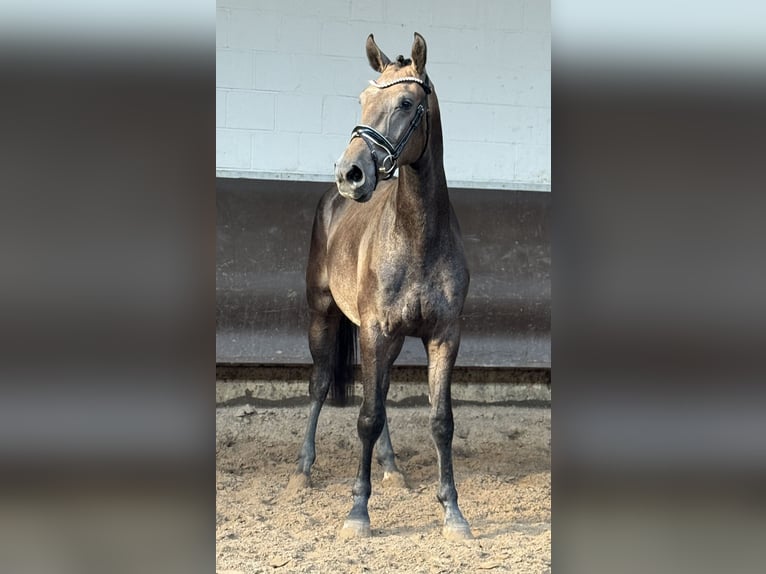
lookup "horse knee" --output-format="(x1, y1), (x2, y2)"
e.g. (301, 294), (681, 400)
(357, 409), (385, 442)
(309, 374), (331, 402)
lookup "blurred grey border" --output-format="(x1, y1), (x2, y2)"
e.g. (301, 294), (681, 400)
(554, 2), (766, 573)
(0, 3), (214, 574)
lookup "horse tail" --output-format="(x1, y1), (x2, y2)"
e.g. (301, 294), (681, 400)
(330, 315), (357, 406)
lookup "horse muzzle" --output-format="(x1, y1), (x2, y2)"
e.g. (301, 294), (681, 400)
(335, 153), (375, 202)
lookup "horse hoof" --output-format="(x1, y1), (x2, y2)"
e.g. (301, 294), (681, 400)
(381, 470), (408, 489)
(339, 519), (372, 539)
(443, 522), (473, 541)
(284, 473), (311, 495)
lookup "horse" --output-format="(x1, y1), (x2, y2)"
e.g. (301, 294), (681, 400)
(288, 32), (472, 541)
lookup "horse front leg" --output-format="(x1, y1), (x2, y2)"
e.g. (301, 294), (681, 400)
(286, 309), (340, 492)
(424, 326), (473, 540)
(340, 325), (403, 538)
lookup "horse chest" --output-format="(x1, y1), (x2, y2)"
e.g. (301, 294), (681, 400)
(377, 270), (460, 336)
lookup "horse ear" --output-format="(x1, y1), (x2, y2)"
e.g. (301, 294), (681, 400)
(366, 34), (391, 73)
(411, 32), (427, 74)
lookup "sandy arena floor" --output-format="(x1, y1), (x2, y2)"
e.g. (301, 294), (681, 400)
(216, 403), (550, 574)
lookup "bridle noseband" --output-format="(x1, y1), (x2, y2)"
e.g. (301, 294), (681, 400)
(350, 75), (431, 182)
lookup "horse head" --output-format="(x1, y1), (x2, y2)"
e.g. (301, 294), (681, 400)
(335, 33), (432, 202)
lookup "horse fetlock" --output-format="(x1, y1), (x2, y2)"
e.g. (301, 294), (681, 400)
(294, 453), (315, 477)
(298, 446), (316, 465)
(436, 487), (458, 507)
(351, 481), (372, 500)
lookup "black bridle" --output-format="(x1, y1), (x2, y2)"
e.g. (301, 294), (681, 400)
(350, 75), (431, 182)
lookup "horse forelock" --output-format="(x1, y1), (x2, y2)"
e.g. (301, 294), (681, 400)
(395, 55), (411, 67)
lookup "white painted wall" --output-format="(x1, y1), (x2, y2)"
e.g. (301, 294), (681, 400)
(216, 0), (550, 191)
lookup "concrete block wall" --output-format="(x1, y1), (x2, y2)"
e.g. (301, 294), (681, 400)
(217, 0), (550, 191)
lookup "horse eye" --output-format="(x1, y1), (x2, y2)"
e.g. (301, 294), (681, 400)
(400, 99), (413, 110)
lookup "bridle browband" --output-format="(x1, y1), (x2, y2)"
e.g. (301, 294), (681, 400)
(349, 75), (431, 182)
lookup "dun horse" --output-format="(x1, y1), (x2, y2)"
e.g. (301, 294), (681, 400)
(289, 33), (472, 540)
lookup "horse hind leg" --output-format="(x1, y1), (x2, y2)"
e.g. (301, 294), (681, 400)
(376, 396), (407, 489)
(286, 308), (343, 493)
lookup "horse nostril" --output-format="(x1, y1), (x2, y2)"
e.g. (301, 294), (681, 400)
(346, 165), (364, 184)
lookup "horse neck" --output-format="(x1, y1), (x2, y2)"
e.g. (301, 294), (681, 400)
(395, 98), (451, 245)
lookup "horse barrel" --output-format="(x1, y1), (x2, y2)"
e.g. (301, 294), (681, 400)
(216, 178), (550, 368)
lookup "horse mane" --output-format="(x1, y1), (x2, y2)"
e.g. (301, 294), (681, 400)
(395, 55), (411, 67)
